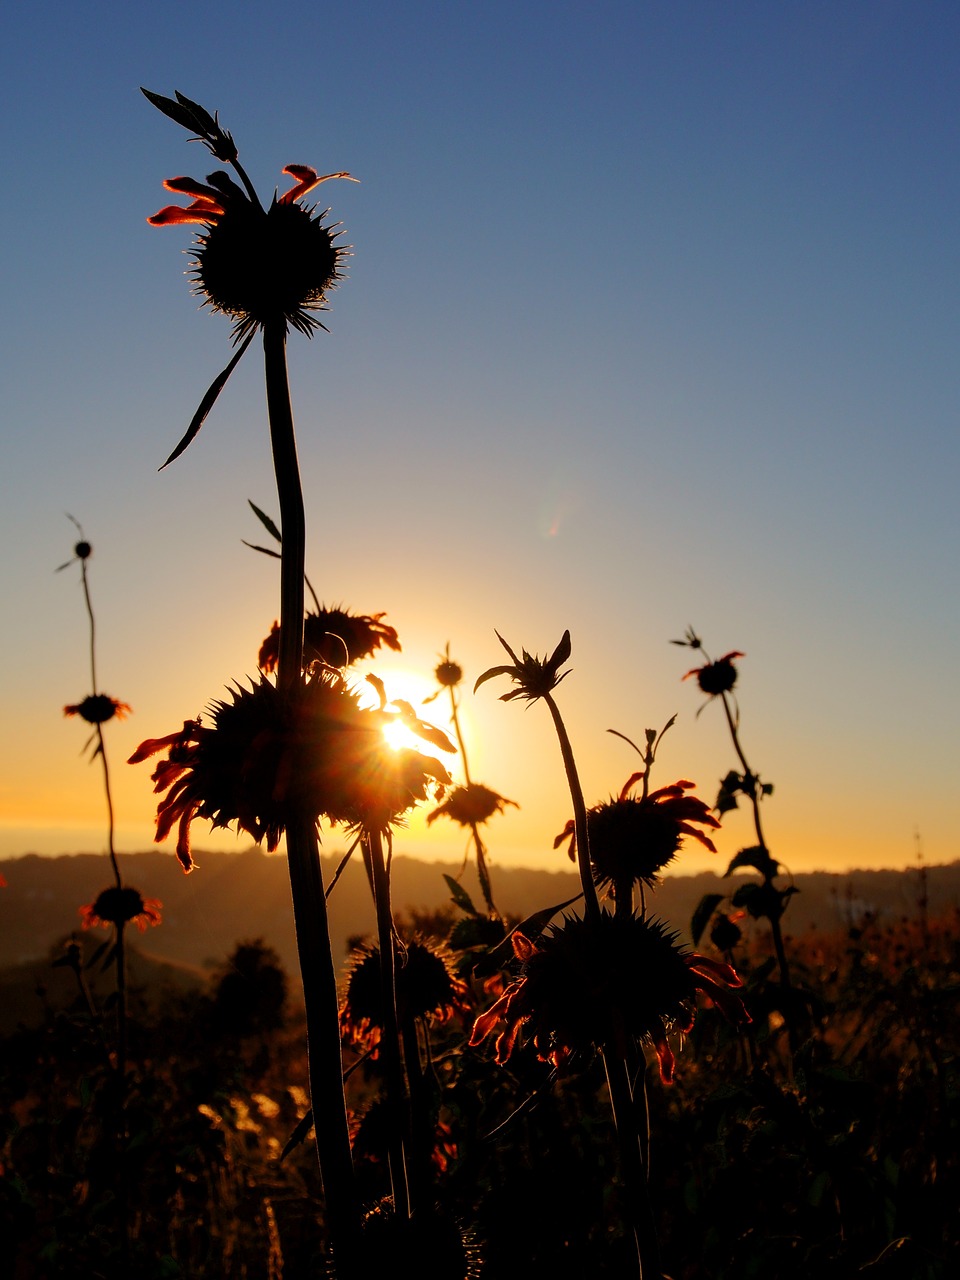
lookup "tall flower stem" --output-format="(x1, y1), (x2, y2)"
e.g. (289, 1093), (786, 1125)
(603, 1046), (662, 1280)
(718, 691), (794, 995)
(77, 555), (122, 893)
(263, 323), (306, 684)
(543, 693), (601, 925)
(263, 320), (362, 1272)
(364, 828), (412, 1220)
(445, 682), (498, 916)
(543, 692), (655, 1276)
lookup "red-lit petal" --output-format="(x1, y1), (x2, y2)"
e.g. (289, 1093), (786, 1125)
(278, 165), (320, 204)
(175, 807), (196, 873)
(511, 932), (538, 963)
(147, 201), (223, 226)
(676, 822), (719, 854)
(279, 164), (356, 204)
(651, 1029), (676, 1084)
(552, 819), (575, 851)
(687, 954), (742, 986)
(162, 176), (224, 203)
(128, 723), (196, 763)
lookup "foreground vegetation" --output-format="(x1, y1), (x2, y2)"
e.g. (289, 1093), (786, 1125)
(6, 89), (955, 1278)
(2, 903), (956, 1278)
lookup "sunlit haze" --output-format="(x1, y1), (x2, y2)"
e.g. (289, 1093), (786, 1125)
(2, 2), (957, 880)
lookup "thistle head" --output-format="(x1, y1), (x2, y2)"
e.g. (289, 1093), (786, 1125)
(474, 630), (572, 704)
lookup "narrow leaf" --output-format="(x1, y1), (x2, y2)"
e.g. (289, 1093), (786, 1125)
(474, 664), (513, 693)
(241, 541), (281, 560)
(141, 88), (207, 135)
(174, 90), (219, 136)
(248, 500), (283, 544)
(443, 874), (479, 917)
(280, 1110), (314, 1162)
(485, 894), (583, 968)
(159, 333), (254, 469)
(549, 629), (572, 668)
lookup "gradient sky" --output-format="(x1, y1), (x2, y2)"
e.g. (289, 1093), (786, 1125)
(2, 1), (957, 882)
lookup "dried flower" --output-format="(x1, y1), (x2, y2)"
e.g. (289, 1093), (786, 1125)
(683, 651), (744, 697)
(474, 630), (572, 704)
(427, 782), (518, 829)
(469, 911), (749, 1083)
(80, 886), (162, 932)
(148, 161), (350, 342)
(340, 938), (470, 1052)
(554, 778), (719, 894)
(63, 695), (132, 725)
(129, 670), (452, 872)
(258, 607), (401, 674)
(143, 88), (356, 465)
(434, 657), (463, 688)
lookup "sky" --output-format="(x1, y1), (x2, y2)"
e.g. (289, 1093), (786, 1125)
(2, 1), (958, 885)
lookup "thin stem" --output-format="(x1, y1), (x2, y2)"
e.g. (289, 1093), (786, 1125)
(115, 920), (128, 1083)
(263, 323), (305, 690)
(447, 685), (472, 786)
(231, 157), (264, 213)
(79, 559), (99, 698)
(445, 681), (499, 915)
(263, 318), (362, 1274)
(286, 812), (363, 1265)
(95, 726), (122, 891)
(365, 827), (412, 1220)
(719, 690), (799, 1066)
(544, 692), (601, 924)
(79, 559), (121, 889)
(603, 1047), (662, 1279)
(719, 692), (769, 854)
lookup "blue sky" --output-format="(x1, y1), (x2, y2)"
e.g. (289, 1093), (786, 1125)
(2, 1), (957, 880)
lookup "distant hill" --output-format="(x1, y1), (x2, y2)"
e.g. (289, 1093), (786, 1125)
(0, 933), (209, 1035)
(2, 849), (957, 1016)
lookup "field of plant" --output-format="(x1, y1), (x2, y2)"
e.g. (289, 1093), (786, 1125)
(2, 91), (956, 1279)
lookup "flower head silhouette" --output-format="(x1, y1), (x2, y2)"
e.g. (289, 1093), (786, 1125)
(340, 938), (470, 1054)
(683, 651), (744, 697)
(130, 669), (452, 871)
(258, 606), (401, 674)
(80, 886), (162, 932)
(469, 912), (749, 1083)
(554, 777), (719, 894)
(64, 694), (132, 726)
(143, 88), (355, 466)
(427, 782), (518, 829)
(433, 655), (463, 689)
(474, 630), (572, 704)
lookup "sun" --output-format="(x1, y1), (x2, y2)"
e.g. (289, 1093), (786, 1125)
(359, 665), (450, 754)
(382, 716), (427, 753)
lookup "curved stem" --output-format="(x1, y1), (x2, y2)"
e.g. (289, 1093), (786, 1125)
(79, 559), (99, 699)
(95, 725), (122, 890)
(448, 683), (498, 915)
(231, 157), (264, 213)
(544, 693), (601, 924)
(720, 692), (768, 854)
